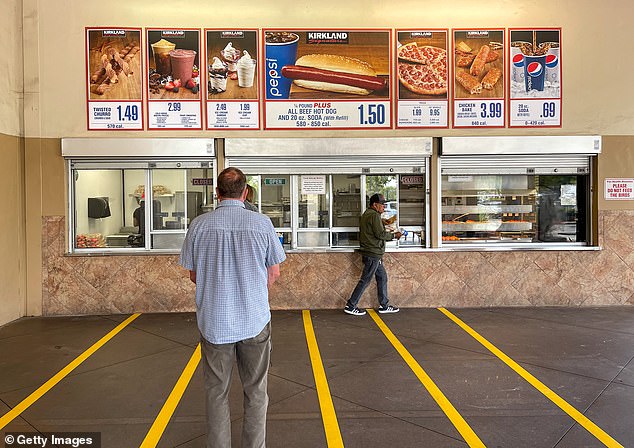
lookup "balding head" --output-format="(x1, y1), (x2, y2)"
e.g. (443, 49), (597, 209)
(217, 167), (247, 199)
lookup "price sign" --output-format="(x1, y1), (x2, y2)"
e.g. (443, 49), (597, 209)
(396, 29), (449, 128)
(263, 29), (392, 130)
(207, 101), (258, 128)
(265, 101), (390, 129)
(509, 99), (560, 127)
(205, 29), (260, 129)
(452, 29), (505, 128)
(88, 102), (142, 130)
(398, 101), (447, 127)
(454, 99), (504, 127)
(508, 28), (561, 128)
(148, 101), (202, 128)
(86, 28), (143, 130)
(146, 28), (202, 130)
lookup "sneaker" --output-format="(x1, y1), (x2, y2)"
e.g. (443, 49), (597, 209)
(344, 306), (367, 316)
(378, 304), (400, 314)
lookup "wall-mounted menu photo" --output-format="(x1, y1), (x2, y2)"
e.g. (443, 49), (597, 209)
(508, 28), (561, 128)
(147, 29), (201, 100)
(263, 29), (392, 129)
(86, 28), (143, 130)
(396, 29), (448, 128)
(452, 29), (505, 128)
(146, 29), (202, 129)
(452, 30), (504, 100)
(205, 29), (259, 129)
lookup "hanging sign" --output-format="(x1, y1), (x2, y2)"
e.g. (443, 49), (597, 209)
(396, 29), (449, 128)
(86, 28), (143, 130)
(263, 29), (392, 129)
(508, 28), (562, 127)
(205, 29), (260, 129)
(452, 28), (505, 128)
(146, 28), (203, 129)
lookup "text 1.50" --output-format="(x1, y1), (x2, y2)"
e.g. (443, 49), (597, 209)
(358, 104), (386, 125)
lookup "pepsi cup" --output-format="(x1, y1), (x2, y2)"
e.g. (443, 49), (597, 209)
(524, 54), (546, 92)
(544, 43), (560, 84)
(265, 32), (299, 99)
(510, 43), (527, 83)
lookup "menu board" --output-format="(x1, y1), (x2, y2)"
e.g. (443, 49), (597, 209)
(452, 29), (505, 128)
(396, 29), (449, 128)
(263, 29), (392, 130)
(86, 28), (143, 130)
(146, 29), (202, 129)
(508, 28), (562, 127)
(205, 29), (259, 129)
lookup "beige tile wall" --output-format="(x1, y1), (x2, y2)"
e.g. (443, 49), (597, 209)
(42, 210), (634, 315)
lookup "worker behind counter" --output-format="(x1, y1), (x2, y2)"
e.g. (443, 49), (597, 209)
(130, 194), (145, 247)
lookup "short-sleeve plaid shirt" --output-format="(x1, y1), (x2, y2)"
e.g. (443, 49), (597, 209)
(179, 200), (286, 344)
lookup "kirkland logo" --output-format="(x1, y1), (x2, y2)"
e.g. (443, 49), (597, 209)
(467, 31), (489, 37)
(103, 30), (126, 36)
(410, 32), (432, 38)
(307, 32), (349, 44)
(221, 31), (245, 38)
(162, 30), (185, 37)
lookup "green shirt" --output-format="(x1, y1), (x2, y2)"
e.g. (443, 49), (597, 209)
(358, 207), (394, 258)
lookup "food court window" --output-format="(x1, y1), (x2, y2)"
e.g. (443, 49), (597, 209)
(245, 173), (427, 250)
(69, 160), (215, 253)
(441, 174), (589, 245)
(439, 136), (600, 248)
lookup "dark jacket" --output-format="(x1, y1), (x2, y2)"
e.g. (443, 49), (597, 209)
(359, 207), (394, 258)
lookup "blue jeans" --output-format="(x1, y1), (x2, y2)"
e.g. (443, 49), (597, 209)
(346, 255), (389, 308)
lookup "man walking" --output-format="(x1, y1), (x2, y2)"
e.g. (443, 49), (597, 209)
(180, 167), (286, 448)
(344, 193), (402, 316)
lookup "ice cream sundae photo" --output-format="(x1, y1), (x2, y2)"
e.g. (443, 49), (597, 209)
(209, 57), (229, 93)
(205, 31), (259, 99)
(221, 42), (241, 73)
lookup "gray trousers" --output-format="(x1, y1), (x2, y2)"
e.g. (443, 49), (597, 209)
(200, 322), (271, 448)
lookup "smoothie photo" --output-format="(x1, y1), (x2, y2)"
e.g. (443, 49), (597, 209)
(146, 29), (201, 100)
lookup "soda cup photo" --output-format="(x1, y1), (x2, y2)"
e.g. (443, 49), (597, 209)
(523, 54), (546, 92)
(265, 32), (299, 99)
(510, 41), (530, 83)
(544, 42), (560, 84)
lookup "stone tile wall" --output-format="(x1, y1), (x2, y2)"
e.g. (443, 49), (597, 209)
(42, 211), (634, 315)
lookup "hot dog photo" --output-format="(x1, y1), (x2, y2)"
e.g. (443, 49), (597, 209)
(264, 29), (391, 100)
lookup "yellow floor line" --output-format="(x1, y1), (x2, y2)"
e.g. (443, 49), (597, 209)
(0, 313), (141, 431)
(140, 344), (201, 448)
(438, 307), (623, 448)
(302, 310), (345, 448)
(368, 309), (486, 448)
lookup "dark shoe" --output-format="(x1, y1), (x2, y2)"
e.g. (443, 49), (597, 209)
(344, 305), (367, 316)
(378, 304), (400, 314)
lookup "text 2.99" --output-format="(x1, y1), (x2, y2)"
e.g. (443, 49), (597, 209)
(168, 102), (182, 112)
